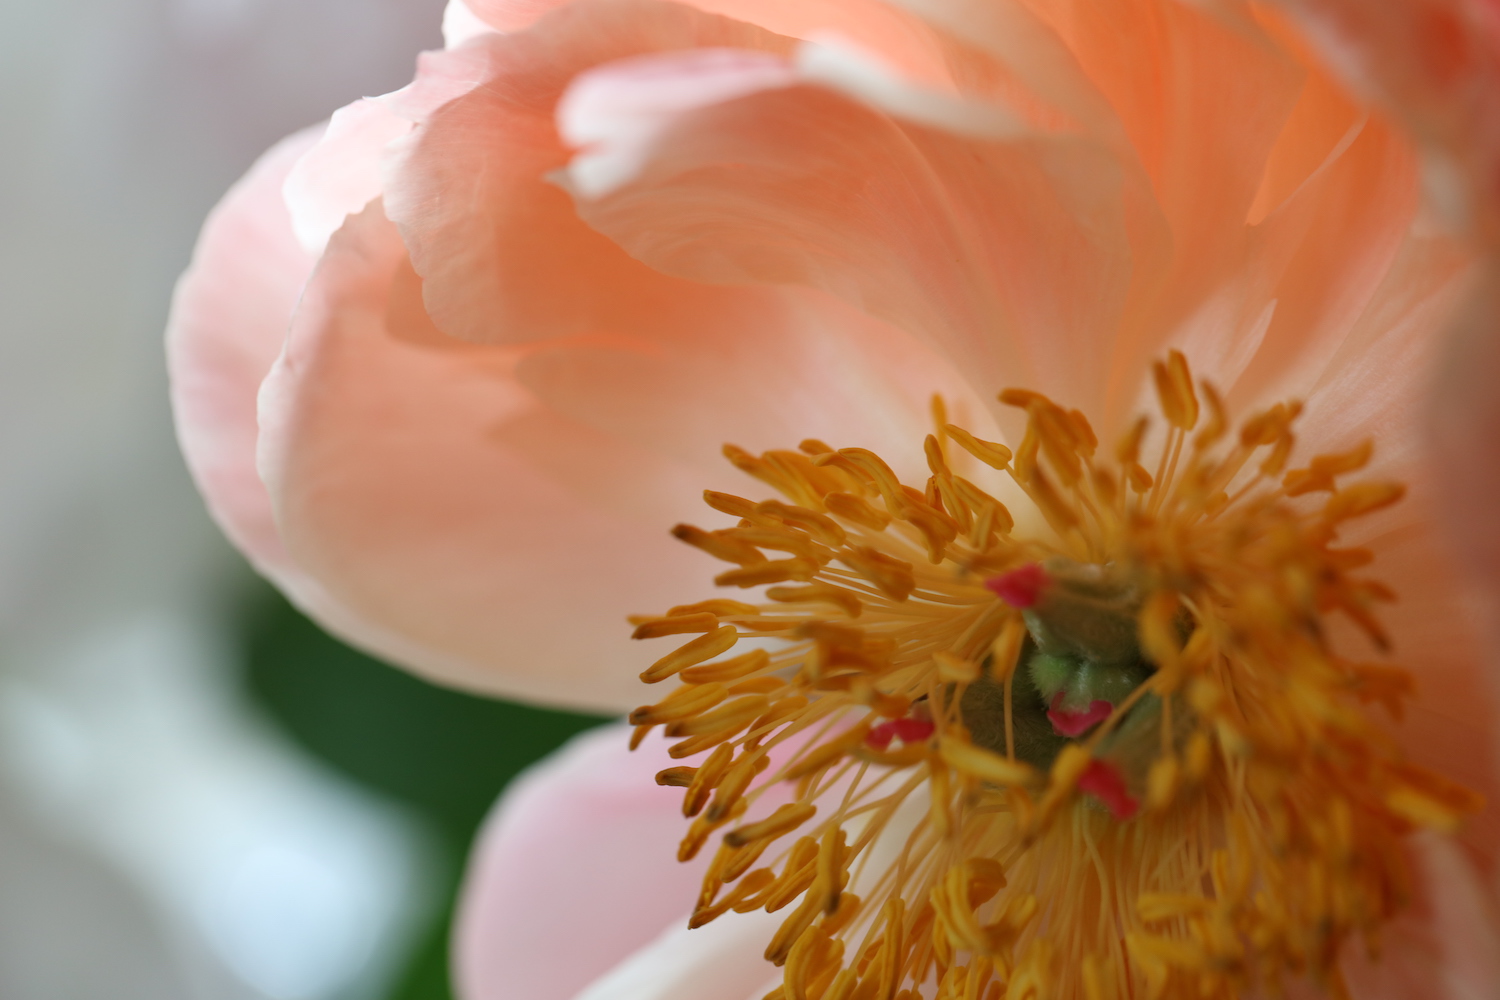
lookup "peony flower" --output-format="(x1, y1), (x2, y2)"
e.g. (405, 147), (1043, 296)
(166, 0), (1500, 998)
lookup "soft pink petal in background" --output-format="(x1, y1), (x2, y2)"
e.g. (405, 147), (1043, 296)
(257, 197), (983, 707)
(453, 725), (711, 1000)
(167, 127), (321, 587)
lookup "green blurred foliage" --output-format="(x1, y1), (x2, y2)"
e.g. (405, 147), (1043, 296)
(238, 585), (609, 1000)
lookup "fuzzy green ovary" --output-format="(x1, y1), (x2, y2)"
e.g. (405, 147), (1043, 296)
(1021, 559), (1152, 714)
(961, 560), (1159, 769)
(1028, 652), (1151, 714)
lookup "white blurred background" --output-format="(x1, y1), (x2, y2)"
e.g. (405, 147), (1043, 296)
(0, 1), (450, 997)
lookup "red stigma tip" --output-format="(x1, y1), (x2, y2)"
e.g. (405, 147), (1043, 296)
(984, 563), (1049, 608)
(1077, 759), (1138, 820)
(866, 718), (935, 751)
(1046, 693), (1114, 737)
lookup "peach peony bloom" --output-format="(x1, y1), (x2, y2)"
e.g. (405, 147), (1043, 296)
(166, 0), (1500, 997)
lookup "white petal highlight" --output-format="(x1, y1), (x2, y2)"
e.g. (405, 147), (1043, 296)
(559, 48), (798, 199)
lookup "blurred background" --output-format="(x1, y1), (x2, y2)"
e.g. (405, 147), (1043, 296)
(0, 1), (605, 997)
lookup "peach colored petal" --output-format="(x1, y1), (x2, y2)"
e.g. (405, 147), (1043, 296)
(1271, 0), (1500, 240)
(559, 48), (800, 199)
(463, 0), (951, 85)
(558, 44), (1149, 429)
(258, 202), (716, 708)
(283, 99), (412, 255)
(453, 724), (712, 1000)
(260, 195), (987, 707)
(1341, 832), (1500, 1000)
(167, 123), (525, 690)
(167, 126), (321, 585)
(559, 42), (1029, 201)
(381, 1), (793, 346)
(1190, 117), (1421, 417)
(284, 45), (492, 255)
(1012, 0), (1310, 406)
(559, 11), (1463, 446)
(1428, 257), (1500, 726)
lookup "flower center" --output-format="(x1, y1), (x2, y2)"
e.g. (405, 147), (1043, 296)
(627, 353), (1479, 1000)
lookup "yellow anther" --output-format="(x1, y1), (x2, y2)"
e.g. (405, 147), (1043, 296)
(715, 558), (821, 588)
(726, 803), (819, 848)
(757, 499), (848, 547)
(672, 524), (767, 566)
(766, 583), (863, 618)
(823, 491), (892, 530)
(837, 546), (915, 601)
(666, 598), (760, 618)
(935, 651), (980, 683)
(944, 424), (1013, 470)
(1324, 481), (1406, 522)
(680, 648), (771, 684)
(631, 611), (720, 639)
(637, 350), (1465, 1000)
(939, 739), (1038, 787)
(641, 625), (739, 683)
(703, 491), (761, 520)
(1152, 350), (1199, 430)
(630, 682), (728, 725)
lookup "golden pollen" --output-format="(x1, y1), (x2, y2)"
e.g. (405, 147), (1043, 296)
(627, 352), (1479, 1000)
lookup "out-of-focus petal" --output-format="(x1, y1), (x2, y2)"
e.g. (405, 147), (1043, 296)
(1429, 258), (1500, 704)
(167, 123), (522, 693)
(453, 725), (712, 1000)
(1341, 832), (1500, 1000)
(166, 127), (321, 586)
(1271, 0), (1500, 240)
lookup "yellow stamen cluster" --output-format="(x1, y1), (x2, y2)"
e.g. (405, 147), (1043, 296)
(627, 353), (1479, 1000)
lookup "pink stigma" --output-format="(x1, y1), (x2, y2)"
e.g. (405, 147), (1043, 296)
(866, 718), (936, 751)
(1046, 692), (1114, 737)
(984, 563), (1049, 608)
(1078, 759), (1138, 820)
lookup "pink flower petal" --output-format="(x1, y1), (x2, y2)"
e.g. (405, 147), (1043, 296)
(258, 202), (719, 708)
(381, 2), (793, 347)
(283, 99), (412, 255)
(1274, 0), (1500, 239)
(456, 723), (805, 1000)
(1341, 832), (1500, 999)
(453, 725), (712, 1000)
(167, 127), (320, 586)
(261, 195), (984, 707)
(285, 43), (494, 256)
(1427, 258), (1500, 773)
(559, 45), (1145, 423)
(463, 0), (951, 85)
